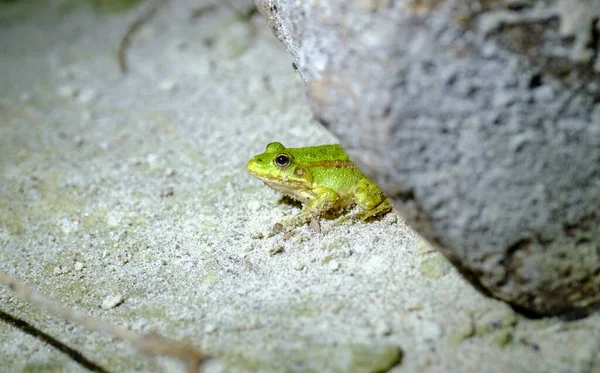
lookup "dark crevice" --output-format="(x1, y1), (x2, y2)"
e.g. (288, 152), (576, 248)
(563, 211), (599, 237)
(588, 18), (599, 70)
(499, 237), (533, 288)
(392, 191), (600, 318)
(510, 298), (598, 320)
(0, 309), (110, 373)
(316, 116), (331, 129)
(528, 73), (543, 89)
(510, 297), (544, 319)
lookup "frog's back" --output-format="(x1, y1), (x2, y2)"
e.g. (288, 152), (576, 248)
(292, 144), (366, 194)
(290, 144), (350, 164)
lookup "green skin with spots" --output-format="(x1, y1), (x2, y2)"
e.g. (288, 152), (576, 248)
(247, 142), (392, 231)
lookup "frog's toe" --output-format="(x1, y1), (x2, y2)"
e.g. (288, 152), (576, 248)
(336, 214), (354, 224)
(269, 223), (286, 236)
(359, 203), (392, 222)
(270, 215), (305, 235)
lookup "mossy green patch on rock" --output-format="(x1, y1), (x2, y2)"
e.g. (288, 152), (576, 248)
(90, 0), (144, 13)
(22, 360), (68, 373)
(323, 236), (350, 251)
(217, 343), (403, 373)
(475, 308), (518, 335)
(448, 318), (475, 347)
(0, 200), (26, 235)
(346, 344), (403, 373)
(0, 0), (143, 21)
(418, 253), (453, 279)
(493, 329), (513, 348)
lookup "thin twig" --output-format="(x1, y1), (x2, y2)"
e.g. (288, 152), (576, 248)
(0, 270), (209, 373)
(118, 0), (168, 74)
(0, 309), (110, 373)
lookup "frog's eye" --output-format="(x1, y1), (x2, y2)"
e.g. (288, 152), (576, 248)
(274, 153), (290, 168)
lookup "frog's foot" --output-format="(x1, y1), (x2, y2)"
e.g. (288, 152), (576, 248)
(330, 201), (392, 229)
(356, 197), (393, 221)
(269, 214), (309, 236)
(269, 187), (340, 235)
(269, 223), (286, 236)
(332, 213), (355, 226)
(352, 178), (393, 222)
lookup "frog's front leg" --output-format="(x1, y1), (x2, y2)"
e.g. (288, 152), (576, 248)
(272, 187), (339, 233)
(352, 178), (392, 221)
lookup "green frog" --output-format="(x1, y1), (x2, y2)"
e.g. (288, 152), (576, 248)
(247, 142), (392, 232)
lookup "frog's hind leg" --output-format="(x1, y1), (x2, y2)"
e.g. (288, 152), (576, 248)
(273, 186), (340, 233)
(297, 186), (340, 222)
(353, 178), (393, 221)
(357, 197), (393, 221)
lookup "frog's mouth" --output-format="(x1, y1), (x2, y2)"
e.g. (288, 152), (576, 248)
(263, 180), (316, 204)
(249, 172), (311, 193)
(261, 176), (309, 190)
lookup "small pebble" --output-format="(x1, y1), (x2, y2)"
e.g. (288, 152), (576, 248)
(375, 320), (393, 336)
(159, 80), (178, 92)
(383, 213), (399, 225)
(77, 88), (97, 104)
(204, 324), (217, 334)
(129, 157), (143, 166)
(406, 302), (424, 312)
(73, 136), (84, 147)
(146, 153), (159, 167)
(247, 200), (262, 211)
(236, 288), (248, 296)
(160, 186), (175, 198)
(250, 231), (264, 239)
(56, 84), (78, 98)
(328, 260), (341, 272)
(420, 320), (443, 341)
(268, 245), (284, 255)
(101, 294), (125, 309)
(293, 261), (305, 271)
(74, 261), (84, 271)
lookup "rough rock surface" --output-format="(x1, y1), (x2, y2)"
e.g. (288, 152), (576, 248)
(255, 0), (600, 316)
(4, 1), (600, 372)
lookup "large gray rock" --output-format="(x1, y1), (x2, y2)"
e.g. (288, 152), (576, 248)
(255, 0), (600, 316)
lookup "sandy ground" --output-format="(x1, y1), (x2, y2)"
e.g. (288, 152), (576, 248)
(1, 1), (599, 372)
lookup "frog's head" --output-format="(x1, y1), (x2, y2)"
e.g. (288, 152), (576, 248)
(247, 142), (313, 192)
